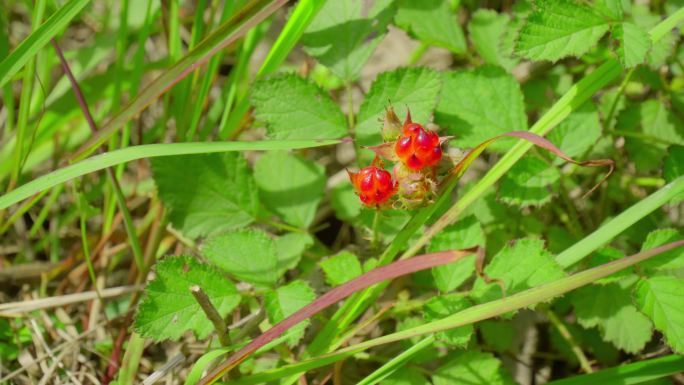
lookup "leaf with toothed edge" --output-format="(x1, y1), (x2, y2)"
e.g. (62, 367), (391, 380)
(134, 256), (241, 341)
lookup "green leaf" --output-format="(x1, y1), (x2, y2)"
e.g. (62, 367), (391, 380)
(594, 0), (623, 20)
(356, 67), (442, 149)
(264, 280), (316, 347)
(202, 229), (278, 286)
(468, 9), (518, 71)
(427, 215), (484, 292)
(320, 251), (363, 286)
(664, 146), (684, 182)
(394, 0), (466, 54)
(302, 0), (395, 81)
(471, 239), (566, 304)
(479, 320), (514, 352)
(151, 153), (258, 239)
(613, 22), (651, 68)
(498, 156), (561, 207)
(433, 351), (516, 385)
(514, 0), (609, 62)
(275, 233), (314, 275)
(547, 101), (602, 161)
(424, 295), (473, 347)
(435, 65), (526, 152)
(331, 183), (362, 221)
(621, 100), (684, 172)
(250, 74), (347, 140)
(134, 256), (240, 341)
(635, 276), (684, 353)
(571, 283), (653, 353)
(380, 368), (430, 385)
(254, 152), (326, 229)
(638, 229), (684, 271)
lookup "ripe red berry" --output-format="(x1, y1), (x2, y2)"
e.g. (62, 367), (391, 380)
(348, 166), (397, 207)
(394, 122), (442, 170)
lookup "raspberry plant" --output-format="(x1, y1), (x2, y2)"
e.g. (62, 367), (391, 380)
(0, 1), (684, 385)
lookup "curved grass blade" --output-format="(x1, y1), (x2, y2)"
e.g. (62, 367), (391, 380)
(196, 247), (482, 385)
(70, 0), (288, 161)
(546, 354), (684, 385)
(0, 139), (341, 210)
(0, 0), (91, 88)
(225, 240), (684, 385)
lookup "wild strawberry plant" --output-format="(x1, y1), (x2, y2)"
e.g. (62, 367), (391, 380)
(1, 1), (684, 385)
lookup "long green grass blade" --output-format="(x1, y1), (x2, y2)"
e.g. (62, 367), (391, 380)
(556, 175), (684, 267)
(546, 354), (684, 385)
(301, 8), (684, 362)
(0, 139), (341, 210)
(71, 0), (288, 161)
(229, 240), (684, 384)
(0, 0), (91, 88)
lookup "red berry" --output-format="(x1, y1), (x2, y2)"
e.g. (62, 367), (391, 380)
(394, 122), (442, 170)
(348, 166), (397, 207)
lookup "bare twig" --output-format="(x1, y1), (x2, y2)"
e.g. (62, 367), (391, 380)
(190, 285), (231, 346)
(0, 285), (143, 316)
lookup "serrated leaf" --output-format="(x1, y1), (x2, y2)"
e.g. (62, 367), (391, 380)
(571, 283), (653, 353)
(394, 0), (466, 54)
(250, 74), (347, 140)
(427, 215), (484, 292)
(664, 146), (684, 182)
(356, 67), (442, 151)
(635, 276), (684, 353)
(275, 233), (314, 275)
(479, 320), (514, 352)
(594, 0), (623, 20)
(468, 9), (518, 71)
(254, 152), (326, 229)
(498, 156), (561, 207)
(515, 0), (609, 62)
(621, 100), (684, 172)
(613, 22), (651, 68)
(134, 256), (240, 341)
(151, 153), (258, 239)
(380, 367), (430, 385)
(638, 229), (684, 271)
(320, 251), (363, 286)
(331, 183), (362, 221)
(302, 0), (395, 81)
(433, 351), (516, 385)
(264, 280), (315, 347)
(471, 239), (566, 304)
(435, 65), (526, 152)
(424, 295), (473, 347)
(547, 101), (602, 161)
(202, 229), (278, 286)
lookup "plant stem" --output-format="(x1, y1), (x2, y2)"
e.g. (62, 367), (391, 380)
(603, 67), (635, 132)
(191, 285), (231, 347)
(370, 209), (381, 252)
(544, 307), (593, 374)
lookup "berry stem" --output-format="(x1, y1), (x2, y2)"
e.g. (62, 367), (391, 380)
(371, 208), (381, 252)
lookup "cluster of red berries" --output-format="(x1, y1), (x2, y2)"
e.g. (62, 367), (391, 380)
(348, 107), (448, 208)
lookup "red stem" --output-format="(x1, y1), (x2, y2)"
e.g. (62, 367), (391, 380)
(197, 247), (481, 385)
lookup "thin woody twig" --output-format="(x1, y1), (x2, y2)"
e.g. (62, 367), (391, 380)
(190, 285), (231, 346)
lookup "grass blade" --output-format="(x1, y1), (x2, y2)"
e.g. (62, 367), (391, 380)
(545, 354), (684, 385)
(0, 0), (90, 88)
(196, 248), (482, 385)
(300, 8), (684, 362)
(70, 0), (288, 161)
(0, 139), (341, 210)
(227, 240), (684, 385)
